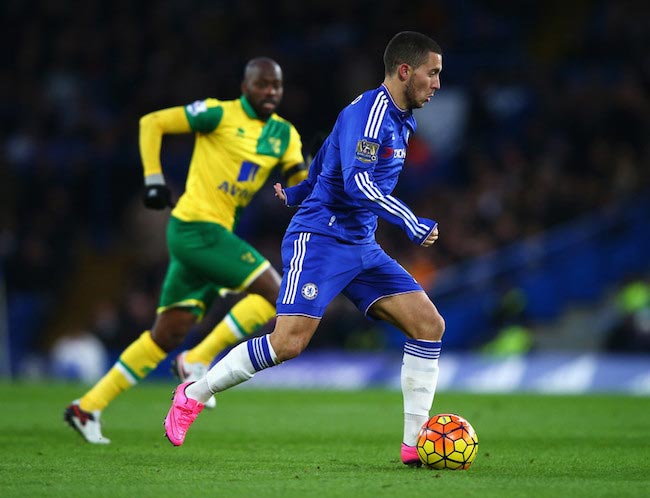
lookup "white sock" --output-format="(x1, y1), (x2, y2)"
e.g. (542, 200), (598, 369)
(186, 335), (278, 403)
(185, 377), (213, 404)
(401, 339), (441, 446)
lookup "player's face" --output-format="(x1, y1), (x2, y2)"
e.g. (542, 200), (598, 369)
(242, 65), (284, 120)
(405, 52), (442, 109)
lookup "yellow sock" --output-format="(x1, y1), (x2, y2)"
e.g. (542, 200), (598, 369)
(79, 331), (166, 412)
(185, 294), (275, 365)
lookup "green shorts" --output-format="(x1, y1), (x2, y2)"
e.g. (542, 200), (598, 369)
(158, 216), (270, 319)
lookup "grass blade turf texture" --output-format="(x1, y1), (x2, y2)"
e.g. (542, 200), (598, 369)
(0, 382), (648, 497)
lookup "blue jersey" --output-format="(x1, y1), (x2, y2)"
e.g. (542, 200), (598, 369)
(284, 84), (437, 245)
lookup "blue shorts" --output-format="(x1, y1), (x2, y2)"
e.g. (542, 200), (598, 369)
(276, 231), (423, 318)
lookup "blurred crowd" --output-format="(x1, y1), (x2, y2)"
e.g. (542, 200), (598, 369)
(1, 0), (648, 365)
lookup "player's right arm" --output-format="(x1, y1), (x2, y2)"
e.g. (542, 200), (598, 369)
(139, 107), (191, 209)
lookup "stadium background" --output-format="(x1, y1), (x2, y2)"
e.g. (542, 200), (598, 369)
(1, 0), (648, 391)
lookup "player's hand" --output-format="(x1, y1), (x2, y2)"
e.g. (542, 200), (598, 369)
(273, 183), (287, 203)
(421, 226), (439, 247)
(142, 184), (174, 210)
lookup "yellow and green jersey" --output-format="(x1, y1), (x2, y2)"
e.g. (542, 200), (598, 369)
(172, 96), (305, 230)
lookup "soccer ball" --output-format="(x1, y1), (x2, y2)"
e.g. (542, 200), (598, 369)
(416, 413), (479, 470)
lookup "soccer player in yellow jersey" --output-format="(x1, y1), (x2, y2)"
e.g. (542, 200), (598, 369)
(64, 57), (307, 444)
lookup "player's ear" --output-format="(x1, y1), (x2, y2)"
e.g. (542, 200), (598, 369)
(398, 64), (410, 81)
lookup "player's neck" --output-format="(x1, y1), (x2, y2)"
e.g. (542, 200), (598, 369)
(382, 79), (408, 111)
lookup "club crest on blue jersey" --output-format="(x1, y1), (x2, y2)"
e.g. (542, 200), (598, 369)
(301, 283), (318, 300)
(355, 139), (379, 163)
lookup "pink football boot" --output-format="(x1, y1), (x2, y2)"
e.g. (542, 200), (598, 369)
(164, 382), (205, 446)
(401, 443), (422, 466)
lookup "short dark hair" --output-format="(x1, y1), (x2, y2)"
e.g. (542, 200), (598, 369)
(383, 31), (442, 76)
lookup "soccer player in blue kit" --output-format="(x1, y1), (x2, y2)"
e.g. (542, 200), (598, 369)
(164, 31), (445, 466)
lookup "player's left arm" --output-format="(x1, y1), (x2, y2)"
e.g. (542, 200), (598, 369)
(344, 163), (437, 245)
(338, 131), (437, 246)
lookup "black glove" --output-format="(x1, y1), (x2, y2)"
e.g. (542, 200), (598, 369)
(142, 184), (174, 210)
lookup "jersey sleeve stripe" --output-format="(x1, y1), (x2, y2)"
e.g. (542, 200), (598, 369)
(354, 172), (428, 237)
(355, 172), (414, 228)
(364, 93), (388, 139)
(356, 171), (428, 236)
(364, 93), (383, 137)
(369, 96), (388, 139)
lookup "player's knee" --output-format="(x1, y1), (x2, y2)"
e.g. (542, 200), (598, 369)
(269, 332), (309, 362)
(249, 269), (281, 305)
(151, 327), (185, 352)
(412, 310), (445, 342)
(432, 312), (445, 340)
(151, 311), (195, 352)
(262, 291), (279, 309)
(276, 338), (308, 361)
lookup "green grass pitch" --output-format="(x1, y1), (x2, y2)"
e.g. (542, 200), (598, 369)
(1, 382), (648, 497)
